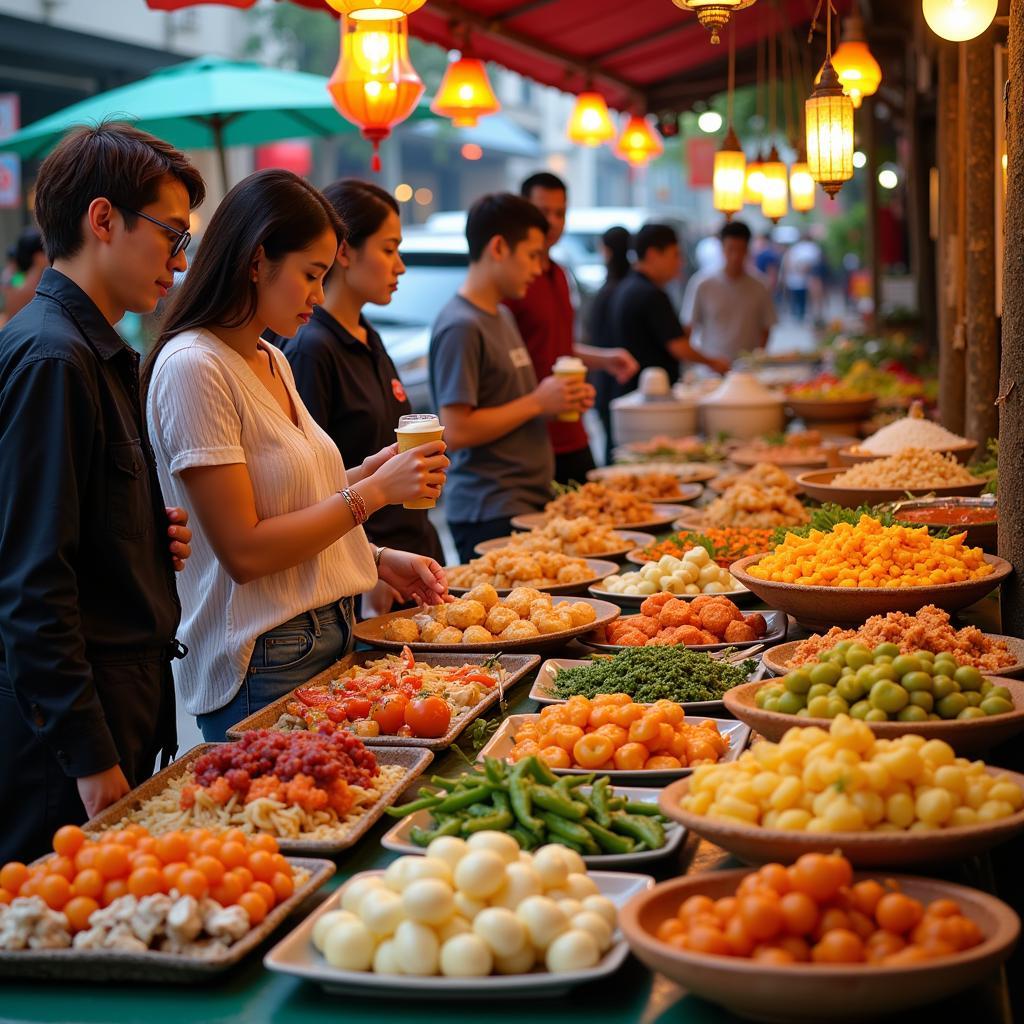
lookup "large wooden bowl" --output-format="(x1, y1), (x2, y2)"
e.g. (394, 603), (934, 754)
(795, 468), (988, 506)
(722, 678), (1024, 755)
(619, 869), (1020, 1023)
(786, 395), (878, 422)
(658, 769), (1024, 867)
(729, 553), (1012, 631)
(839, 439), (979, 465)
(761, 635), (1024, 679)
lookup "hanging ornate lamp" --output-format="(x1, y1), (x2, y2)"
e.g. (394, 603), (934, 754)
(615, 115), (665, 165)
(743, 150), (765, 204)
(830, 14), (881, 108)
(431, 56), (501, 127)
(714, 23), (746, 218)
(922, 0), (997, 41)
(327, 13), (425, 172)
(670, 0), (759, 45)
(789, 145), (816, 212)
(760, 145), (788, 222)
(567, 91), (616, 147)
(805, 4), (854, 199)
(325, 0), (427, 15)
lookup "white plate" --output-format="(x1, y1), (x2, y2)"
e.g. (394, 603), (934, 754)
(528, 657), (767, 714)
(380, 785), (686, 867)
(263, 869), (654, 998)
(476, 713), (750, 783)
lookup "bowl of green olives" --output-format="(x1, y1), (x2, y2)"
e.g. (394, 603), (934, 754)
(725, 642), (1024, 754)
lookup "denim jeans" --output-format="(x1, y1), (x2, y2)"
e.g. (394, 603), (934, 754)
(196, 598), (354, 742)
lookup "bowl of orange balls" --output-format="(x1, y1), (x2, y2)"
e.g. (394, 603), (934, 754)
(0, 824), (334, 981)
(475, 693), (750, 782)
(619, 852), (1020, 1023)
(730, 515), (1012, 630)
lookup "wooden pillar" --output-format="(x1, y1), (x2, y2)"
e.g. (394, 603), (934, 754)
(964, 31), (1000, 444)
(907, 29), (937, 351)
(1000, 0), (1024, 634)
(937, 44), (966, 433)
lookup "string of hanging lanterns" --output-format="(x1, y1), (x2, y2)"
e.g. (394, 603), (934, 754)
(760, 14), (787, 222)
(743, 31), (768, 205)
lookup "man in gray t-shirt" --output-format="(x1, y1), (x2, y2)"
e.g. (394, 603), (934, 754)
(429, 193), (593, 563)
(682, 219), (777, 363)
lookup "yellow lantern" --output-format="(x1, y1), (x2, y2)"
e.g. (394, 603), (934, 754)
(744, 152), (766, 205)
(922, 0), (997, 42)
(806, 56), (854, 199)
(325, 0), (427, 16)
(713, 126), (746, 218)
(614, 115), (665, 165)
(760, 145), (788, 222)
(567, 92), (616, 147)
(328, 13), (425, 172)
(789, 148), (816, 213)
(670, 0), (759, 45)
(830, 14), (881, 109)
(430, 57), (501, 127)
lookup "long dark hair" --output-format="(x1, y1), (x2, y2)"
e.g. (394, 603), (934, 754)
(602, 226), (632, 284)
(143, 168), (344, 394)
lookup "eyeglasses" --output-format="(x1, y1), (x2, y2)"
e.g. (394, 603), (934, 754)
(119, 206), (191, 258)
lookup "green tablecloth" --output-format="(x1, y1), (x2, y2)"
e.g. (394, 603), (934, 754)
(2, 602), (1018, 1023)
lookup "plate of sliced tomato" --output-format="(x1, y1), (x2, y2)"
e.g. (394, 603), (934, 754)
(226, 650), (541, 750)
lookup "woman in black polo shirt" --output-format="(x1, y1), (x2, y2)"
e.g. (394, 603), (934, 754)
(284, 180), (444, 615)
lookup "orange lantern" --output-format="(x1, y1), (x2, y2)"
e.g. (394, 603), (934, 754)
(829, 14), (881, 109)
(327, 13), (424, 172)
(430, 57), (501, 127)
(567, 92), (616, 147)
(806, 56), (854, 199)
(325, 0), (427, 15)
(615, 115), (664, 165)
(744, 151), (766, 205)
(759, 144), (788, 223)
(789, 148), (816, 213)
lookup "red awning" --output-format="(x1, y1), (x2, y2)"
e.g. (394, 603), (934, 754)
(147, 0), (852, 111)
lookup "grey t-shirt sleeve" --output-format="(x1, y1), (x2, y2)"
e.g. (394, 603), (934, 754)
(430, 322), (482, 408)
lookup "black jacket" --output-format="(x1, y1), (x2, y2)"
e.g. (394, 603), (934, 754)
(0, 269), (181, 778)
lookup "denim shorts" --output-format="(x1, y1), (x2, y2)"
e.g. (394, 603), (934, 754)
(197, 598), (354, 742)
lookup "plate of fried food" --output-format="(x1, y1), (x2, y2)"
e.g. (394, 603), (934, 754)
(583, 469), (706, 503)
(707, 462), (804, 495)
(474, 518), (654, 562)
(582, 594), (784, 654)
(588, 463), (721, 487)
(354, 587), (621, 654)
(511, 484), (689, 532)
(84, 734), (434, 855)
(445, 550), (619, 597)
(673, 470), (810, 535)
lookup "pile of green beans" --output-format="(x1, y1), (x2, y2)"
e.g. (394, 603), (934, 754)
(385, 756), (668, 856)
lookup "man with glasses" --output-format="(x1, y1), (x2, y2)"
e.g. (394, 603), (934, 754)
(0, 122), (204, 862)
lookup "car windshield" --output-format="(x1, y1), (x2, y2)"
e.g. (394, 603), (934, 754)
(368, 252), (466, 328)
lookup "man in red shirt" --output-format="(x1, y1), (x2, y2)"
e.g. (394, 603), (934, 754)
(504, 173), (638, 483)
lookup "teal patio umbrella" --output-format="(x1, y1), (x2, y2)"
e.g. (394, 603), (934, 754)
(2, 55), (430, 187)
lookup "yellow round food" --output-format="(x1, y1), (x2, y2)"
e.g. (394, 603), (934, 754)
(680, 715), (1023, 833)
(749, 515), (993, 588)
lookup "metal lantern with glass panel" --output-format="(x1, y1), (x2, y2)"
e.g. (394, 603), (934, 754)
(760, 143), (788, 221)
(670, 0), (759, 45)
(806, 56), (854, 198)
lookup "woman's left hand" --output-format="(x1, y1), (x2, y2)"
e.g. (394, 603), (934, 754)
(377, 548), (449, 606)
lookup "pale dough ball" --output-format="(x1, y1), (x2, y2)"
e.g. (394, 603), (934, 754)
(545, 928), (601, 973)
(453, 850), (507, 900)
(532, 846), (571, 890)
(313, 910), (358, 952)
(473, 907), (528, 958)
(466, 831), (521, 865)
(570, 910), (614, 952)
(493, 943), (537, 975)
(392, 919), (440, 976)
(439, 933), (494, 977)
(401, 878), (456, 926)
(490, 862), (543, 910)
(359, 887), (404, 937)
(581, 895), (617, 928)
(425, 835), (468, 872)
(564, 872), (600, 900)
(341, 875), (386, 913)
(515, 896), (569, 951)
(323, 919), (375, 972)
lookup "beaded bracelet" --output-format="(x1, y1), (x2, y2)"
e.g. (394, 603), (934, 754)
(339, 487), (368, 527)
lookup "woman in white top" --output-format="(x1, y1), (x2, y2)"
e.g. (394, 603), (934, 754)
(143, 169), (449, 741)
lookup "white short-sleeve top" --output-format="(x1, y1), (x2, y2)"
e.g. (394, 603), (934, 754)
(147, 327), (378, 715)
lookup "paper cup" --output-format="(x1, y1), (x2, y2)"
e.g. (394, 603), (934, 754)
(395, 419), (445, 510)
(554, 369), (587, 422)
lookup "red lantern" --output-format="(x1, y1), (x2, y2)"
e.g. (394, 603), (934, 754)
(327, 13), (424, 172)
(614, 115), (664, 166)
(430, 58), (501, 127)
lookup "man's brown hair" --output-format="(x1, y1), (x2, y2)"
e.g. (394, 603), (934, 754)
(34, 120), (206, 262)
